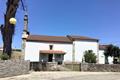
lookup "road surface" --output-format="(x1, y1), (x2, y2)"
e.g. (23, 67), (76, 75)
(1, 72), (120, 80)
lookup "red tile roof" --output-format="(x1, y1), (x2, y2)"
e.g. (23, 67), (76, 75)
(99, 45), (108, 50)
(27, 35), (72, 43)
(40, 50), (65, 54)
(27, 35), (98, 43)
(67, 35), (98, 41)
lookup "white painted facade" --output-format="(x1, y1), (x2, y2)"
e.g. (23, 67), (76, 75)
(25, 40), (99, 63)
(99, 50), (105, 64)
(25, 41), (73, 62)
(74, 40), (99, 62)
(99, 50), (113, 64)
(108, 56), (113, 64)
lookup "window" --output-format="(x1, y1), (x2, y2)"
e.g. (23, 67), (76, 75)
(56, 54), (61, 58)
(49, 45), (53, 50)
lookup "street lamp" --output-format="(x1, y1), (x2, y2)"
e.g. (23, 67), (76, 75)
(9, 18), (17, 25)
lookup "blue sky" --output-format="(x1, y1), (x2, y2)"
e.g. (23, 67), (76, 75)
(0, 0), (120, 48)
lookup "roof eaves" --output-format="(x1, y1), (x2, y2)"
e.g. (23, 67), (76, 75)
(67, 35), (99, 42)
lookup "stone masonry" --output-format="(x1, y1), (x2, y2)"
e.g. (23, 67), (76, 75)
(0, 60), (30, 78)
(81, 63), (120, 72)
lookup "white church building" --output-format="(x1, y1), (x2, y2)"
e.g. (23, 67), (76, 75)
(24, 35), (99, 63)
(22, 14), (113, 64)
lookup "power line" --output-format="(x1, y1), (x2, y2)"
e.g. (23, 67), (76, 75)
(21, 0), (28, 15)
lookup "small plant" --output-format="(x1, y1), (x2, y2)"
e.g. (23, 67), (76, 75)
(0, 53), (9, 60)
(84, 50), (96, 63)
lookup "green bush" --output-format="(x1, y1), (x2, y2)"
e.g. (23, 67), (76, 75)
(84, 50), (96, 63)
(0, 54), (9, 60)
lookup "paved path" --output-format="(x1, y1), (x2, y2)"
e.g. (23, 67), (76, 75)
(1, 72), (120, 80)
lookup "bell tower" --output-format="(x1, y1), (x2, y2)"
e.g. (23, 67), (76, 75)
(22, 13), (29, 59)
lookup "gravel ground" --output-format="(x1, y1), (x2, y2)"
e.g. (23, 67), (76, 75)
(1, 72), (120, 80)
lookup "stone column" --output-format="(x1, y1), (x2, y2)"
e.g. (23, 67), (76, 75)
(21, 14), (29, 60)
(72, 42), (75, 70)
(52, 54), (55, 62)
(72, 42), (75, 62)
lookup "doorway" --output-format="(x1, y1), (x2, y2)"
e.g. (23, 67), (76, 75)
(48, 54), (53, 62)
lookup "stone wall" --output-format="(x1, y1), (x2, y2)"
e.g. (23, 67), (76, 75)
(81, 63), (120, 72)
(0, 60), (30, 78)
(30, 62), (120, 72)
(30, 62), (73, 71)
(30, 62), (46, 71)
(63, 62), (81, 71)
(30, 62), (57, 71)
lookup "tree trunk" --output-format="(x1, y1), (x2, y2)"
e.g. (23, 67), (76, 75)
(0, 0), (19, 58)
(105, 56), (109, 64)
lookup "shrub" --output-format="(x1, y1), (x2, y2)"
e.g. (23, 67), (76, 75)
(0, 53), (9, 60)
(84, 50), (96, 63)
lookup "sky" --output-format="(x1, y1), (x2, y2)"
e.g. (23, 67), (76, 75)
(0, 0), (120, 48)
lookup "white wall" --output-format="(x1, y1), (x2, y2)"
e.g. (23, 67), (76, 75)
(99, 50), (105, 64)
(25, 40), (99, 63)
(99, 50), (113, 64)
(108, 56), (113, 64)
(25, 41), (72, 62)
(53, 43), (73, 62)
(74, 40), (99, 62)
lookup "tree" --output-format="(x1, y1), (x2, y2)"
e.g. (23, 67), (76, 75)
(104, 44), (114, 64)
(104, 44), (120, 64)
(0, 0), (25, 58)
(84, 50), (97, 63)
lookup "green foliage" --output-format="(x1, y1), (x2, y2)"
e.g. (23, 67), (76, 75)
(0, 53), (9, 60)
(104, 44), (120, 64)
(104, 44), (114, 57)
(84, 50), (97, 63)
(104, 44), (120, 57)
